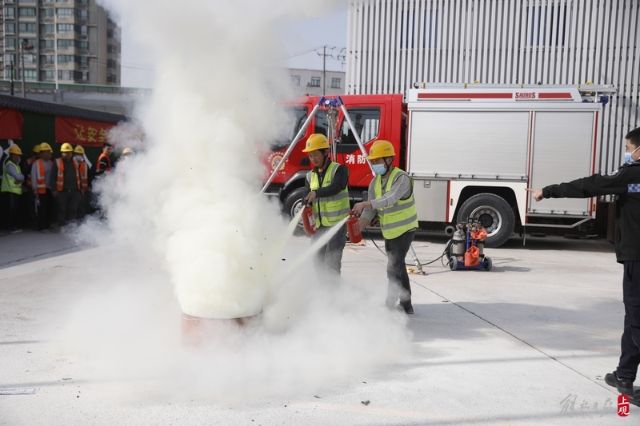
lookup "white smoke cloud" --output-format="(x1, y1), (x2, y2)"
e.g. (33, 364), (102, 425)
(60, 0), (412, 401)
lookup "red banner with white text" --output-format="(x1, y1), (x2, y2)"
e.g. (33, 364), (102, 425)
(55, 116), (116, 147)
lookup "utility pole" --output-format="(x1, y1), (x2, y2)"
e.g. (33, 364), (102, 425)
(20, 41), (25, 98)
(322, 45), (326, 96)
(20, 39), (34, 98)
(9, 56), (15, 96)
(317, 46), (346, 95)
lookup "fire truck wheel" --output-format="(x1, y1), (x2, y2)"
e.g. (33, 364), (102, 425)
(457, 193), (515, 248)
(283, 187), (308, 221)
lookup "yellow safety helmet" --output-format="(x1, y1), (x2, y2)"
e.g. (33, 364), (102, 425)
(32, 144), (41, 153)
(367, 140), (396, 160)
(8, 144), (22, 156)
(121, 147), (133, 155)
(74, 145), (85, 155)
(302, 133), (330, 153)
(60, 142), (74, 153)
(39, 142), (53, 152)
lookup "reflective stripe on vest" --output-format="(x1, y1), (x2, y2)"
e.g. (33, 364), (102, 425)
(75, 159), (89, 191)
(34, 159), (47, 194)
(55, 158), (80, 192)
(373, 167), (419, 239)
(97, 153), (111, 173)
(308, 161), (350, 227)
(1, 160), (23, 195)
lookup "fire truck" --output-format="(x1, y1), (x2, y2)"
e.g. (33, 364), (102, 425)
(263, 85), (613, 247)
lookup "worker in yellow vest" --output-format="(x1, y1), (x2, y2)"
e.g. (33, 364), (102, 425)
(50, 143), (81, 229)
(1, 144), (25, 233)
(352, 140), (419, 314)
(303, 133), (350, 275)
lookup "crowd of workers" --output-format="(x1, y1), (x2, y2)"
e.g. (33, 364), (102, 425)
(0, 140), (133, 233)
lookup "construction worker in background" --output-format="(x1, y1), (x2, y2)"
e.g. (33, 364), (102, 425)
(1, 144), (25, 233)
(95, 143), (113, 176)
(528, 127), (640, 398)
(73, 145), (89, 220)
(303, 133), (350, 276)
(31, 142), (54, 231)
(352, 140), (419, 315)
(51, 143), (80, 229)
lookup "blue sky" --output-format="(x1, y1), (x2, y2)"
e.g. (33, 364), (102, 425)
(120, 5), (348, 88)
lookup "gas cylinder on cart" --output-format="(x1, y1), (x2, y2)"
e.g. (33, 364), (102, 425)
(301, 205), (316, 236)
(346, 214), (363, 243)
(451, 226), (466, 256)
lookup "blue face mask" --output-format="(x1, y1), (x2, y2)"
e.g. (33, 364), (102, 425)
(372, 163), (387, 176)
(625, 146), (640, 164)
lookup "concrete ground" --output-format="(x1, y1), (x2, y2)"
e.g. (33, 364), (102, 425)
(0, 230), (637, 425)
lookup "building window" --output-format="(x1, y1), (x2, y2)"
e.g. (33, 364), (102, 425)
(40, 69), (55, 81)
(331, 77), (341, 89)
(40, 24), (54, 34)
(39, 39), (55, 49)
(5, 23), (15, 34)
(309, 77), (321, 87)
(80, 56), (88, 67)
(18, 7), (36, 17)
(40, 8), (54, 18)
(78, 40), (89, 50)
(57, 38), (74, 48)
(340, 108), (381, 145)
(56, 8), (73, 17)
(18, 22), (37, 33)
(56, 23), (75, 33)
(5, 38), (16, 49)
(23, 69), (37, 81)
(4, 7), (15, 18)
(57, 54), (75, 63)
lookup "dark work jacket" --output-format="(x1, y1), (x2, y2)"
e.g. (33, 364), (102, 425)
(542, 162), (640, 263)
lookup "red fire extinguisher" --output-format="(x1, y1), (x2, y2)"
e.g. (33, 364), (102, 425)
(347, 214), (363, 244)
(301, 205), (316, 236)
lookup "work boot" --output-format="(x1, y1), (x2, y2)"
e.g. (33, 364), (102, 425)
(605, 371), (634, 395)
(400, 301), (414, 315)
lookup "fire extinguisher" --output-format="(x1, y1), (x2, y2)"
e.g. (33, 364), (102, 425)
(346, 214), (363, 244)
(301, 204), (316, 236)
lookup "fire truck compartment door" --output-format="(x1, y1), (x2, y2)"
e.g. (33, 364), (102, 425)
(528, 111), (594, 216)
(408, 110), (529, 179)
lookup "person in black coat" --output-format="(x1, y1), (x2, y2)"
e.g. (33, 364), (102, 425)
(529, 127), (640, 396)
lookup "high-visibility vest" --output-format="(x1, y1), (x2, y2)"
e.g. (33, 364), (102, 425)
(33, 159), (47, 195)
(75, 159), (89, 192)
(96, 152), (112, 173)
(1, 160), (23, 195)
(373, 167), (419, 240)
(307, 161), (350, 227)
(55, 158), (80, 192)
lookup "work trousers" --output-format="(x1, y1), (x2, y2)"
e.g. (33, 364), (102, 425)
(384, 230), (416, 306)
(55, 190), (80, 227)
(35, 190), (53, 231)
(312, 223), (347, 276)
(617, 261), (640, 381)
(5, 192), (21, 230)
(77, 192), (88, 220)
